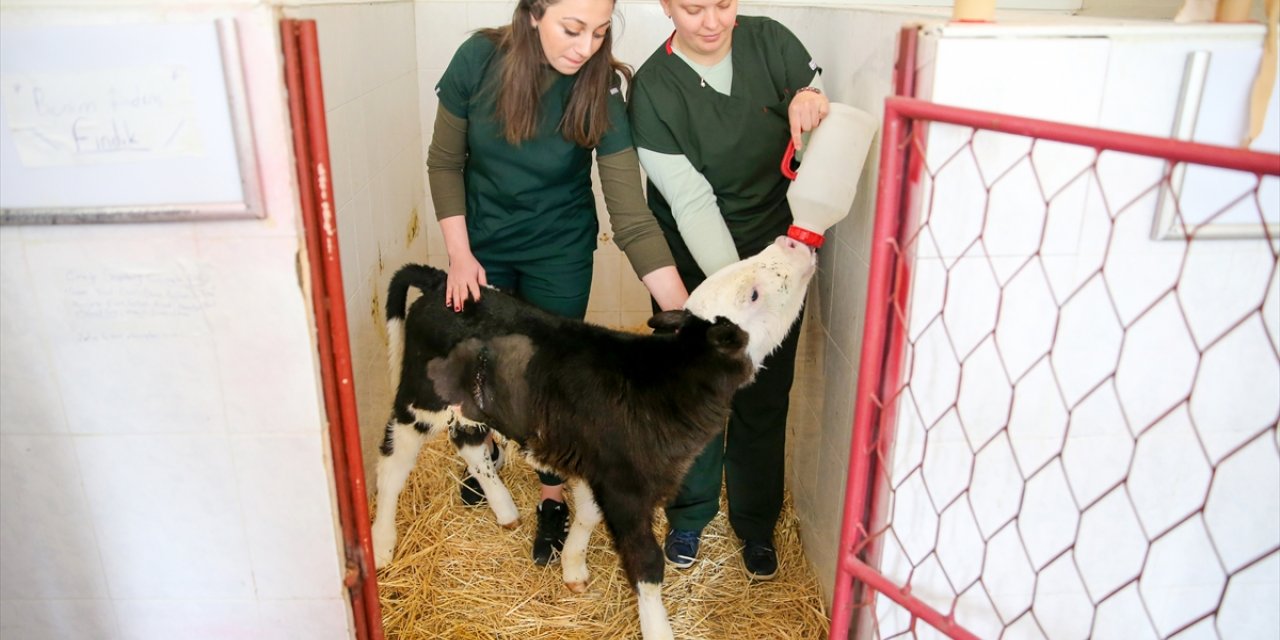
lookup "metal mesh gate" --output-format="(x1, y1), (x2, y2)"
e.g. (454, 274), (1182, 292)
(830, 96), (1280, 640)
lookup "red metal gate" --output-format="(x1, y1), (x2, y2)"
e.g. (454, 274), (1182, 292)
(281, 18), (384, 640)
(829, 95), (1280, 639)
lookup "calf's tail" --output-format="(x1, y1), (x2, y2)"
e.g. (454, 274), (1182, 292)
(385, 264), (442, 388)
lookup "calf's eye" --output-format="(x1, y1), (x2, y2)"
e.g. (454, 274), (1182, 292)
(750, 289), (759, 302)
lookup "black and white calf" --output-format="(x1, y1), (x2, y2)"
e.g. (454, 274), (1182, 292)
(370, 236), (815, 639)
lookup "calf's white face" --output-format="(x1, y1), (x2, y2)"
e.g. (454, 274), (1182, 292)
(684, 236), (817, 368)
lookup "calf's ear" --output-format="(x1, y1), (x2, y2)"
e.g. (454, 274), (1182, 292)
(647, 309), (691, 334)
(707, 318), (748, 354)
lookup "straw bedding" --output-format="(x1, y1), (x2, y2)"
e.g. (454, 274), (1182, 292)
(375, 436), (829, 639)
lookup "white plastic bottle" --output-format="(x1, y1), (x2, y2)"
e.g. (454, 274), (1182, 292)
(784, 102), (880, 248)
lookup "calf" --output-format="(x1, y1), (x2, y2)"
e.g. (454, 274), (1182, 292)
(370, 236), (815, 639)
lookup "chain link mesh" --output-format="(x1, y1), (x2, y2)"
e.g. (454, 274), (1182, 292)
(848, 107), (1279, 640)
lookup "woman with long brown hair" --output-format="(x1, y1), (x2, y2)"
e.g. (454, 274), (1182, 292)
(426, 0), (688, 566)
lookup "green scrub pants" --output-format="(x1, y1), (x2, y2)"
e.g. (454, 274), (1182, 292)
(665, 313), (804, 542)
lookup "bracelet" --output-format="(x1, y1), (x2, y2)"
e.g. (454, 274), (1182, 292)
(796, 86), (822, 96)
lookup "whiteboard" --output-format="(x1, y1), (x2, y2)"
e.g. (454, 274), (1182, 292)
(0, 19), (262, 224)
(1155, 47), (1280, 240)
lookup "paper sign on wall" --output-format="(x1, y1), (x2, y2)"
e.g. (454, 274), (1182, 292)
(2, 67), (204, 167)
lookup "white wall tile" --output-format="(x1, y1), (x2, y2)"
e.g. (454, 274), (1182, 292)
(1139, 516), (1227, 638)
(981, 523), (1035, 623)
(1178, 238), (1276, 349)
(936, 499), (984, 591)
(0, 232), (66, 435)
(1215, 552), (1280, 640)
(114, 599), (260, 640)
(231, 435), (345, 599)
(1050, 276), (1122, 407)
(931, 37), (1111, 126)
(1007, 359), (1067, 476)
(1127, 407), (1211, 538)
(258, 599), (352, 640)
(1016, 460), (1077, 570)
(954, 585), (1004, 639)
(1030, 553), (1093, 640)
(1, 436), (109, 600)
(1202, 435), (1280, 573)
(891, 471), (938, 565)
(1061, 382), (1132, 508)
(23, 237), (226, 435)
(416, 1), (468, 69)
(907, 321), (959, 428)
(921, 410), (972, 509)
(956, 337), (1010, 451)
(0, 599), (119, 640)
(1074, 487), (1148, 601)
(968, 433), (1023, 539)
(75, 435), (254, 599)
(942, 253), (999, 358)
(467, 1), (516, 32)
(587, 247), (621, 314)
(199, 236), (324, 435)
(1115, 293), (1200, 429)
(1092, 583), (1159, 640)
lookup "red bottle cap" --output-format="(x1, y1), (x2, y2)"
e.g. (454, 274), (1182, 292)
(787, 225), (825, 248)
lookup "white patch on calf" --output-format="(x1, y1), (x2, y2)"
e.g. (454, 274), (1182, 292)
(457, 442), (518, 528)
(387, 317), (404, 389)
(563, 481), (601, 592)
(410, 405), (451, 438)
(635, 581), (674, 640)
(684, 236), (816, 368)
(372, 422), (426, 569)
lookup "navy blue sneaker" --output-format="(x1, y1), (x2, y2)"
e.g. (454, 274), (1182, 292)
(664, 528), (702, 569)
(742, 539), (778, 580)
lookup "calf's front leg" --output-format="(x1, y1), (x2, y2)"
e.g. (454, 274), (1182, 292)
(562, 480), (602, 592)
(596, 487), (673, 640)
(451, 416), (519, 529)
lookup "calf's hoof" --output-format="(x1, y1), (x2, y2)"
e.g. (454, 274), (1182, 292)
(500, 518), (521, 530)
(564, 580), (588, 594)
(371, 527), (395, 569)
(373, 545), (393, 570)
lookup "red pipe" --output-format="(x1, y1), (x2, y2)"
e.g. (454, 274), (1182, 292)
(281, 19), (384, 640)
(297, 21), (383, 638)
(829, 26), (919, 640)
(842, 556), (982, 640)
(887, 96), (1280, 176)
(828, 96), (910, 640)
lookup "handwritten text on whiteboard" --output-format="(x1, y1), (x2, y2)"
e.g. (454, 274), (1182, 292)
(1, 66), (204, 167)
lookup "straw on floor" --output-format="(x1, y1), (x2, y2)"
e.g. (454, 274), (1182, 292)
(375, 436), (829, 639)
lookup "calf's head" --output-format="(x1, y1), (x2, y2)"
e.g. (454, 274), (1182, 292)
(683, 236), (816, 368)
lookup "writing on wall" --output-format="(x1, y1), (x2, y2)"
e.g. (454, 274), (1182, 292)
(62, 266), (215, 343)
(2, 66), (204, 168)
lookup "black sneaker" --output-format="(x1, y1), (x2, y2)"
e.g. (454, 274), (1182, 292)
(532, 498), (569, 566)
(459, 441), (504, 507)
(663, 529), (702, 569)
(742, 539), (778, 580)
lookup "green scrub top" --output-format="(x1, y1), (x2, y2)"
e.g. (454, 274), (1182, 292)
(436, 34), (633, 265)
(628, 16), (819, 280)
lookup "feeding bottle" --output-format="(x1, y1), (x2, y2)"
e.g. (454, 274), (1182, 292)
(782, 102), (879, 248)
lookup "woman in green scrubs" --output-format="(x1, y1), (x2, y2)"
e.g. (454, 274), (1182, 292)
(426, 0), (688, 567)
(628, 0), (829, 580)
